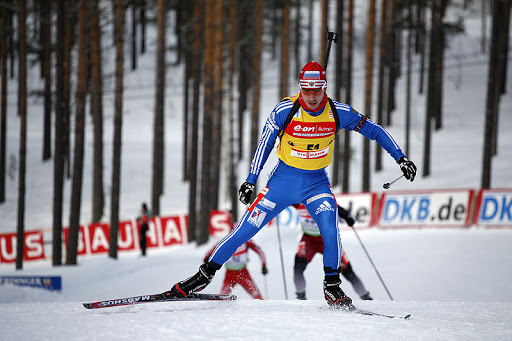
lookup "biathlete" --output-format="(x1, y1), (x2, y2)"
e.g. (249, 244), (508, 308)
(292, 203), (373, 301)
(167, 61), (416, 307)
(204, 240), (267, 300)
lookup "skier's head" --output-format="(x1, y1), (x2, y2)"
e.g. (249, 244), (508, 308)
(298, 61), (327, 91)
(299, 61), (326, 110)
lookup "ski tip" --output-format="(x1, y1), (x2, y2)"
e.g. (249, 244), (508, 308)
(83, 303), (93, 309)
(404, 314), (411, 320)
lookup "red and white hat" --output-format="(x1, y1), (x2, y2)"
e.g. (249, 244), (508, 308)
(298, 61), (327, 89)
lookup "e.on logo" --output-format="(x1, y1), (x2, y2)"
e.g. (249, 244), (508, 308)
(293, 125), (315, 132)
(0, 231), (45, 264)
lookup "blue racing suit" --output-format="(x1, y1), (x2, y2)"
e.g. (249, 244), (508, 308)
(208, 94), (405, 275)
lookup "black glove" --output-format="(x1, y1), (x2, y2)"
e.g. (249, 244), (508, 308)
(239, 181), (255, 205)
(345, 216), (355, 227)
(337, 206), (354, 226)
(398, 156), (417, 181)
(262, 265), (268, 275)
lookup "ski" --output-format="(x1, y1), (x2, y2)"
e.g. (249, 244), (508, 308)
(350, 307), (411, 320)
(83, 292), (237, 309)
(328, 305), (411, 320)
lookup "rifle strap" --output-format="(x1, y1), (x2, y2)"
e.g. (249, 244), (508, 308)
(278, 97), (340, 139)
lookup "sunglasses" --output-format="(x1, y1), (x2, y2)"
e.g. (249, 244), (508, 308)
(301, 88), (324, 95)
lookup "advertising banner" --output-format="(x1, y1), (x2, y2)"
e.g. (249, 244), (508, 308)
(0, 275), (62, 291)
(0, 230), (46, 263)
(335, 192), (378, 228)
(473, 189), (512, 227)
(209, 210), (232, 238)
(378, 189), (474, 228)
(160, 215), (188, 246)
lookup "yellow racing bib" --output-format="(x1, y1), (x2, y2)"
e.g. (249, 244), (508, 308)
(277, 95), (337, 170)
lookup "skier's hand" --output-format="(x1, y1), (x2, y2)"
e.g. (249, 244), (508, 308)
(239, 181), (255, 205)
(262, 265), (268, 275)
(398, 156), (417, 181)
(345, 216), (355, 227)
(337, 205), (354, 226)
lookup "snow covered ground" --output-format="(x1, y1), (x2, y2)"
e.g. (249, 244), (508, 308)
(1, 2), (512, 340)
(1, 227), (512, 340)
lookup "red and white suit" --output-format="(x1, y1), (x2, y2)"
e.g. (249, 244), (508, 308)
(206, 240), (266, 299)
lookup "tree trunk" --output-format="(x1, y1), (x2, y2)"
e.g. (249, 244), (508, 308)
(210, 0), (224, 209)
(42, 0), (52, 161)
(187, 0), (203, 242)
(434, 0), (447, 131)
(423, 0), (440, 178)
(90, 0), (104, 223)
(131, 0), (137, 70)
(16, 0), (27, 270)
(182, 3), (193, 181)
(0, 1), (9, 203)
(418, 4), (426, 94)
(140, 0), (146, 54)
(63, 1), (73, 179)
(228, 0), (239, 222)
(67, 0), (88, 265)
(481, 0), (487, 53)
(152, 0), (166, 216)
(280, 0), (290, 100)
(332, 0), (344, 187)
(237, 2), (253, 160)
(8, 8), (14, 79)
(385, 0), (397, 126)
(342, 0), (354, 193)
(294, 0), (302, 78)
(362, 0), (376, 192)
(53, 0), (66, 266)
(307, 0), (313, 61)
(109, 0), (125, 259)
(493, 1), (510, 155)
(375, 0), (389, 172)
(199, 0), (216, 245)
(112, 0), (117, 46)
(405, 1), (412, 157)
(252, 0), (264, 159)
(271, 0), (279, 60)
(482, 0), (508, 188)
(319, 0), (327, 64)
(499, 1), (510, 95)
(174, 2), (183, 65)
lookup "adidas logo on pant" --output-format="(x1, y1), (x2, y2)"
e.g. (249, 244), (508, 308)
(315, 200), (335, 215)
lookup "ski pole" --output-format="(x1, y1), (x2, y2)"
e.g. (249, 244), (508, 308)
(349, 225), (394, 300)
(275, 215), (289, 300)
(383, 174), (404, 189)
(263, 275), (269, 300)
(323, 28), (339, 71)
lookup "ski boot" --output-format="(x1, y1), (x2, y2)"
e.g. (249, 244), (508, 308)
(360, 292), (373, 300)
(296, 292), (307, 300)
(323, 274), (352, 308)
(164, 261), (221, 298)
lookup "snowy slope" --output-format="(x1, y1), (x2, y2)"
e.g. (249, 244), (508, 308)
(1, 228), (512, 340)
